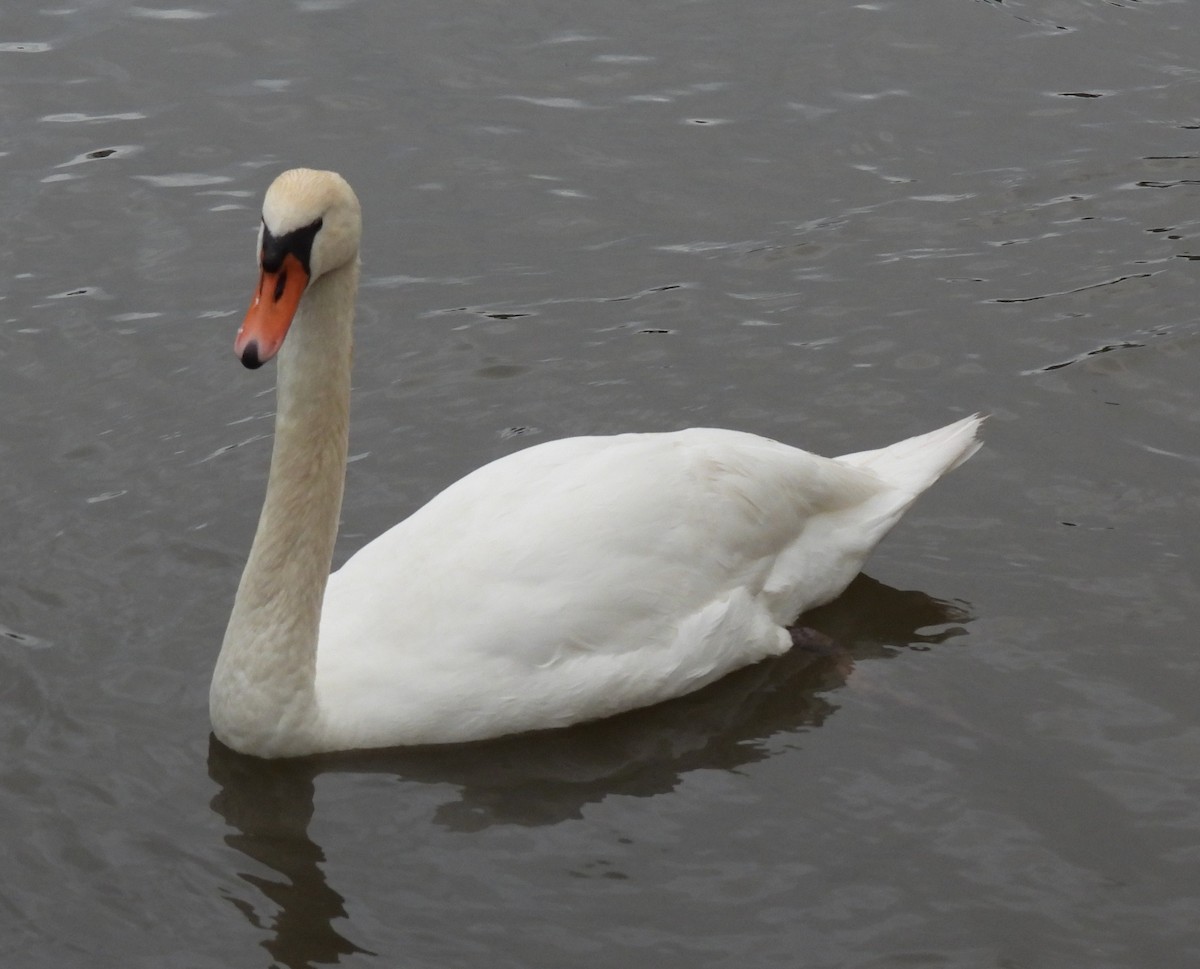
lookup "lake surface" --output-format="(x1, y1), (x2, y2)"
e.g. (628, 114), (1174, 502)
(2, 1), (1198, 966)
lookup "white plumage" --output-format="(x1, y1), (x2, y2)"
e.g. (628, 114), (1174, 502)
(210, 168), (983, 758)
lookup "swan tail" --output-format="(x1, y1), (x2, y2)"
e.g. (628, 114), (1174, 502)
(834, 414), (985, 495)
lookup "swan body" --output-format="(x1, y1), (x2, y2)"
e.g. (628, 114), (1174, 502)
(211, 168), (983, 758)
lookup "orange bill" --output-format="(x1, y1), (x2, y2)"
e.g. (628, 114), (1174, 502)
(234, 251), (310, 368)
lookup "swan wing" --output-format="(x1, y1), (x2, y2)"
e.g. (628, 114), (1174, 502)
(314, 428), (888, 745)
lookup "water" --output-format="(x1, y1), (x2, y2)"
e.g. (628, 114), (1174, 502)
(2, 1), (1198, 966)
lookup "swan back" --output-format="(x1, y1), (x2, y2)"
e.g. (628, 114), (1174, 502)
(307, 421), (983, 750)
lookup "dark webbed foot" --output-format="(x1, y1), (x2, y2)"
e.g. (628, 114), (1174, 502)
(788, 625), (838, 656)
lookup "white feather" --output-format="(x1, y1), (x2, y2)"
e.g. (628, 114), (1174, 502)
(210, 169), (984, 758)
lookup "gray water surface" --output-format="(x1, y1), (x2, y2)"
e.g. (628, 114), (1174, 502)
(2, 1), (1199, 967)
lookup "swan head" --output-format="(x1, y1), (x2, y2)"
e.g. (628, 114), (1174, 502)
(235, 168), (362, 369)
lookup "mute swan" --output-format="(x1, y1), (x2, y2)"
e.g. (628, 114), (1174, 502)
(211, 168), (983, 759)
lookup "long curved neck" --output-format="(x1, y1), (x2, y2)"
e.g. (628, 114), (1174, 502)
(212, 259), (357, 757)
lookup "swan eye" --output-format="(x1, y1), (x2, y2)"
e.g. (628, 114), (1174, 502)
(260, 216), (324, 275)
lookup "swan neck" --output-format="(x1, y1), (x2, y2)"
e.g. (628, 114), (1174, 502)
(212, 259), (357, 756)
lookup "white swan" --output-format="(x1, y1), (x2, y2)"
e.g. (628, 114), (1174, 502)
(211, 168), (984, 759)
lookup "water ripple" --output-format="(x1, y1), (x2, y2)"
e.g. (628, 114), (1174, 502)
(128, 6), (216, 19)
(134, 173), (234, 188)
(56, 145), (142, 167)
(39, 111), (145, 124)
(0, 42), (53, 53)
